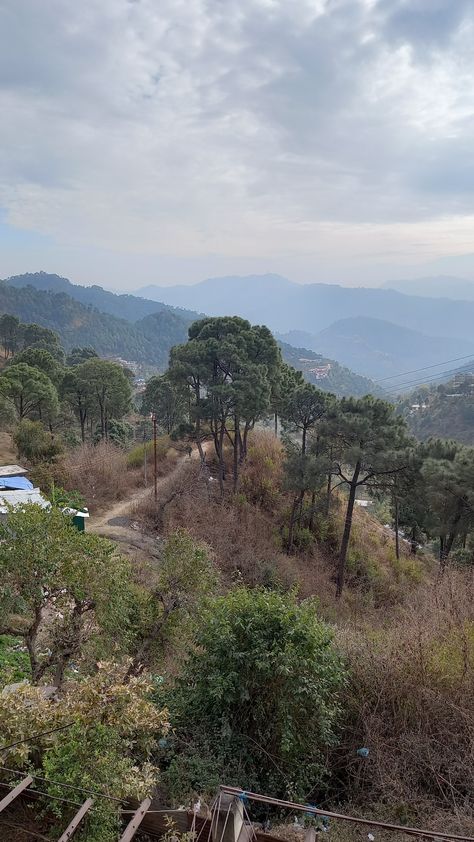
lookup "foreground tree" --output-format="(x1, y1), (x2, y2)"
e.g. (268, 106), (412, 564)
(163, 588), (346, 801)
(126, 530), (216, 679)
(281, 384), (333, 551)
(0, 505), (132, 686)
(324, 396), (411, 596)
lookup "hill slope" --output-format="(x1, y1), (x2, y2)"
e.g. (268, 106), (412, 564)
(401, 376), (474, 445)
(0, 282), (189, 368)
(6, 271), (200, 323)
(278, 341), (383, 397)
(280, 317), (474, 381)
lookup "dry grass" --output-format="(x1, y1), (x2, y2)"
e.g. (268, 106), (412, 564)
(0, 431), (16, 465)
(61, 441), (139, 507)
(334, 570), (474, 825)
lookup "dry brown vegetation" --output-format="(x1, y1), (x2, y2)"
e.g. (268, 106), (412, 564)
(130, 431), (474, 831)
(59, 439), (178, 511)
(134, 431), (432, 613)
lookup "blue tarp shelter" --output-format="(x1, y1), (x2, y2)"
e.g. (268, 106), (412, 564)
(0, 476), (34, 490)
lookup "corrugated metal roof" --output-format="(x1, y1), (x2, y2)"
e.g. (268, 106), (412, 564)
(0, 464), (28, 477)
(0, 488), (50, 513)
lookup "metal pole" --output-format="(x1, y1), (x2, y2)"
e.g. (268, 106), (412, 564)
(143, 422), (148, 487)
(153, 414), (157, 499)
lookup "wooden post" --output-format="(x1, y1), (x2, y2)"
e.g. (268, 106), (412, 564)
(119, 796), (152, 842)
(0, 776), (33, 813)
(57, 798), (94, 841)
(213, 793), (250, 842)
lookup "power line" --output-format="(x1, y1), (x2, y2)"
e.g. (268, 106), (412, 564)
(0, 766), (122, 804)
(375, 353), (474, 383)
(384, 366), (474, 395)
(0, 722), (75, 755)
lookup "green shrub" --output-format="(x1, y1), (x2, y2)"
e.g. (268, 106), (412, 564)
(127, 435), (171, 468)
(161, 587), (346, 802)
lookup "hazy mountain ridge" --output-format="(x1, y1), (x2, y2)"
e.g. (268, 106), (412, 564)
(279, 317), (474, 381)
(382, 275), (474, 300)
(136, 273), (474, 344)
(0, 272), (380, 396)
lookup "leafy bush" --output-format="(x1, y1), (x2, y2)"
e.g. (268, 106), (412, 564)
(13, 419), (64, 463)
(0, 663), (168, 842)
(162, 587), (346, 802)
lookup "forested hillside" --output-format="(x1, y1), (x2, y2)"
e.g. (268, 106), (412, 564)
(0, 281), (189, 367)
(278, 340), (382, 397)
(6, 271), (200, 323)
(401, 375), (474, 444)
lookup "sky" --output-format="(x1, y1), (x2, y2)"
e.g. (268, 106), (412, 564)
(1, 0), (474, 289)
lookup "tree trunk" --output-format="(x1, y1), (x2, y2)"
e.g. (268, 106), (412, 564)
(274, 411), (278, 438)
(325, 471), (332, 516)
(26, 605), (43, 684)
(336, 462), (361, 598)
(309, 490), (316, 532)
(410, 526), (417, 555)
(79, 408), (86, 443)
(287, 497), (299, 554)
(233, 414), (239, 493)
(394, 498), (400, 560)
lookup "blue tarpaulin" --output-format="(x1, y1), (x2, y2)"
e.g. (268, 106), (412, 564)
(0, 476), (34, 490)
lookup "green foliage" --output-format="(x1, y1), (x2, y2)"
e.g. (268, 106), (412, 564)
(163, 588), (346, 801)
(13, 419), (63, 463)
(100, 418), (134, 448)
(141, 373), (187, 434)
(128, 530), (217, 675)
(0, 505), (133, 683)
(0, 663), (168, 842)
(0, 362), (59, 421)
(0, 635), (30, 685)
(49, 484), (86, 511)
(10, 347), (64, 386)
(66, 346), (98, 366)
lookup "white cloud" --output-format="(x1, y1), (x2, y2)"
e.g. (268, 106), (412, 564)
(1, 0), (474, 284)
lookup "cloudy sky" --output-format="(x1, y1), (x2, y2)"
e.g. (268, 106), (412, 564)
(1, 0), (474, 289)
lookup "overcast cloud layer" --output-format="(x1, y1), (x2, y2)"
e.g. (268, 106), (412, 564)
(1, 0), (474, 287)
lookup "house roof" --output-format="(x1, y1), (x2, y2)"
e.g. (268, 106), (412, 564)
(0, 464), (28, 477)
(0, 488), (50, 514)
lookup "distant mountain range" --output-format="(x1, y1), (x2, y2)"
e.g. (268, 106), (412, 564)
(1, 272), (378, 396)
(136, 273), (474, 341)
(381, 275), (474, 300)
(137, 273), (474, 383)
(278, 317), (474, 382)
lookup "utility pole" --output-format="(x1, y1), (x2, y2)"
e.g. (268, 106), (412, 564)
(143, 421), (148, 487)
(151, 412), (158, 499)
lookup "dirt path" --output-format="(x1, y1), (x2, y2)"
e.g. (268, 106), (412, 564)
(88, 448), (204, 562)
